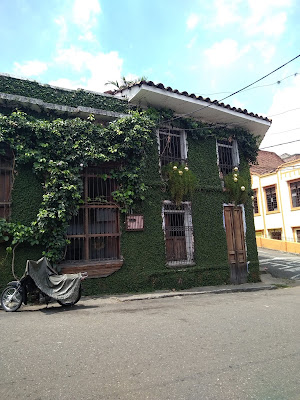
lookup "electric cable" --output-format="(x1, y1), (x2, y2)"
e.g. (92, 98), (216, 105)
(161, 54), (300, 125)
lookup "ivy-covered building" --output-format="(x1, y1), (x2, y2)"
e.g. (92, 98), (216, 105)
(0, 74), (271, 295)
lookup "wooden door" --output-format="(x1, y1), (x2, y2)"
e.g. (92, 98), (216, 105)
(165, 212), (187, 262)
(224, 205), (247, 284)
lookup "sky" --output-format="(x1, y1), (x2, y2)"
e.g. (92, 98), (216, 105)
(0, 0), (300, 157)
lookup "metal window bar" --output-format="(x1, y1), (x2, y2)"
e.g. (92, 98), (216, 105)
(159, 128), (186, 166)
(290, 181), (300, 208)
(66, 167), (120, 262)
(217, 140), (234, 176)
(163, 203), (194, 264)
(253, 191), (259, 214)
(0, 149), (13, 219)
(265, 187), (278, 212)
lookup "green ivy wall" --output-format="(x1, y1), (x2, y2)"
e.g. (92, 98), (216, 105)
(0, 132), (259, 294)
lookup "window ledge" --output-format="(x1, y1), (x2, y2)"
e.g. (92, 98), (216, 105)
(59, 259), (123, 278)
(166, 261), (195, 269)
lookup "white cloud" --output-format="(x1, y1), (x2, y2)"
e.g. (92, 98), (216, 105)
(260, 74), (300, 155)
(253, 41), (276, 63)
(187, 14), (199, 30)
(54, 15), (68, 45)
(54, 47), (124, 92)
(204, 39), (250, 68)
(72, 0), (101, 29)
(187, 36), (197, 49)
(212, 0), (241, 27)
(48, 78), (79, 90)
(78, 31), (97, 42)
(244, 11), (287, 37)
(13, 60), (48, 77)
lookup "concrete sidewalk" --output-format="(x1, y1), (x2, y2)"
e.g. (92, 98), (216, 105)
(82, 271), (300, 305)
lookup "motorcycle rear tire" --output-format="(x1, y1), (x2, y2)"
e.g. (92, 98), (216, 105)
(57, 286), (81, 307)
(1, 286), (23, 312)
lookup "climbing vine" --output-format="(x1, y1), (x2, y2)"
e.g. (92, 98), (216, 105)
(145, 107), (259, 163)
(0, 110), (155, 262)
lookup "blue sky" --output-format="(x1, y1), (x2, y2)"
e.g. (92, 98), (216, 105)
(0, 0), (300, 156)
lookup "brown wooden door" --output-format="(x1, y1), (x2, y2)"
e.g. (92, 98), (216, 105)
(165, 213), (187, 262)
(224, 205), (247, 284)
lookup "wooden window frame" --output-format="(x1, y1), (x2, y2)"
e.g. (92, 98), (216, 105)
(216, 139), (239, 178)
(292, 227), (300, 243)
(255, 230), (264, 237)
(162, 201), (194, 267)
(289, 179), (300, 210)
(264, 184), (280, 214)
(253, 189), (260, 216)
(158, 127), (187, 167)
(267, 228), (282, 240)
(64, 167), (121, 264)
(0, 148), (14, 220)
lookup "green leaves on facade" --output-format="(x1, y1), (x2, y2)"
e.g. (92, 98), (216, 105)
(163, 163), (197, 206)
(0, 110), (155, 261)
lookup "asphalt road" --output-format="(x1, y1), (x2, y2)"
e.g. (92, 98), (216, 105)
(1, 286), (300, 400)
(258, 248), (300, 281)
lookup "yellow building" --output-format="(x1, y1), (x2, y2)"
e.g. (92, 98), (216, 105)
(251, 151), (300, 253)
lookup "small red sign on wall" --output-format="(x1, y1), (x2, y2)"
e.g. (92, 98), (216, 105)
(126, 215), (144, 231)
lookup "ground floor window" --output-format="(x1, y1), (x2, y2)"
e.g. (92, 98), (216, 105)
(0, 146), (13, 219)
(268, 229), (282, 241)
(162, 201), (194, 266)
(65, 166), (120, 263)
(293, 228), (300, 243)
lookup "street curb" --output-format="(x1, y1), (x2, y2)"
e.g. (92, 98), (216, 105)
(117, 284), (278, 302)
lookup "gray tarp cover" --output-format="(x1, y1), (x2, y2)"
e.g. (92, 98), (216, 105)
(25, 257), (81, 302)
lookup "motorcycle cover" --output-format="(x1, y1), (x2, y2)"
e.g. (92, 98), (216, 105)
(25, 257), (82, 302)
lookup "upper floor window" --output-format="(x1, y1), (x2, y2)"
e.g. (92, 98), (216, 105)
(159, 128), (187, 166)
(217, 139), (239, 177)
(0, 147), (13, 219)
(65, 166), (121, 263)
(265, 186), (278, 212)
(253, 189), (259, 214)
(290, 180), (300, 208)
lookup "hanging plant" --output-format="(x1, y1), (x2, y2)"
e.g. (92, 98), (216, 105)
(163, 163), (197, 206)
(224, 167), (248, 206)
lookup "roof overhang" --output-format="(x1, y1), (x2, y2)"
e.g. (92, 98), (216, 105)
(0, 92), (127, 122)
(116, 85), (271, 141)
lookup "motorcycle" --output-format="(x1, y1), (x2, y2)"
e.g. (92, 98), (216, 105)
(1, 256), (87, 312)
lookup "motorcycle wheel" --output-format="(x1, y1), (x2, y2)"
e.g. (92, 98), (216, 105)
(57, 286), (81, 307)
(1, 286), (23, 312)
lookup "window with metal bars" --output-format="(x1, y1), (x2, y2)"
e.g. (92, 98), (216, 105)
(162, 202), (194, 265)
(268, 229), (281, 240)
(159, 128), (187, 166)
(0, 147), (13, 219)
(265, 186), (278, 212)
(65, 166), (120, 263)
(217, 139), (239, 177)
(295, 229), (300, 243)
(253, 190), (259, 214)
(290, 180), (300, 208)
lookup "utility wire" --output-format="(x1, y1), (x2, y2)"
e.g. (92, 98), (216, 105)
(196, 72), (299, 97)
(260, 139), (300, 149)
(162, 54), (300, 125)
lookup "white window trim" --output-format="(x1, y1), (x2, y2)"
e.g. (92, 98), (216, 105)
(216, 139), (240, 173)
(157, 127), (188, 168)
(162, 200), (194, 266)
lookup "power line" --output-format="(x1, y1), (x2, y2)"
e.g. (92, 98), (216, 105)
(268, 107), (300, 118)
(196, 72), (299, 97)
(260, 139), (300, 149)
(162, 53), (300, 124)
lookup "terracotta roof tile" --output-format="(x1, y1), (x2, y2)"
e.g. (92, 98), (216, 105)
(251, 150), (284, 175)
(113, 80), (271, 123)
